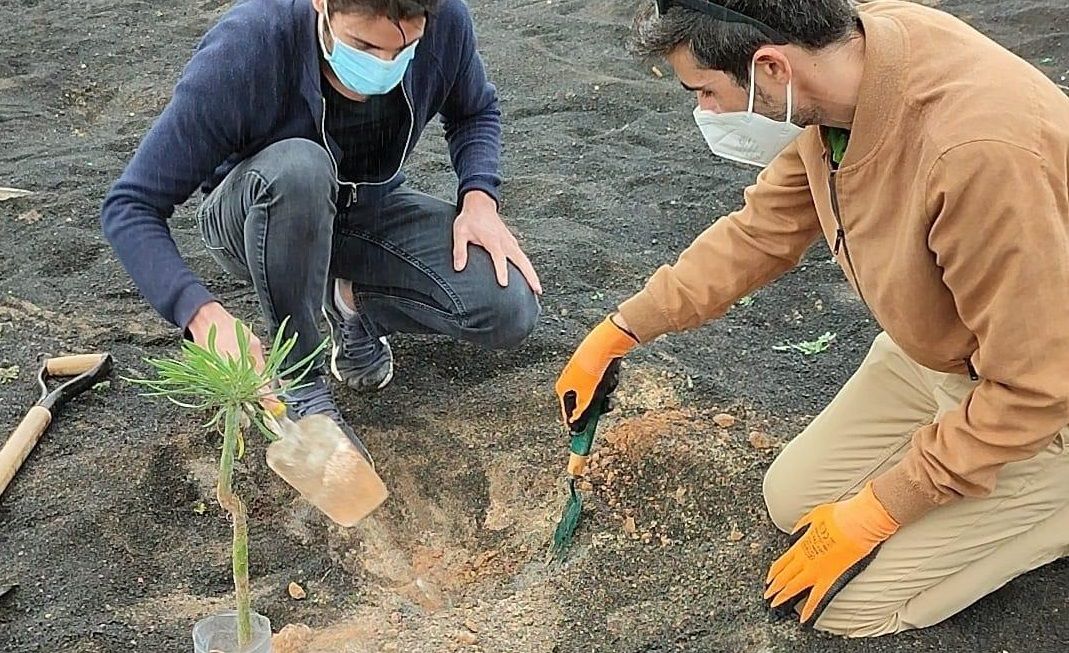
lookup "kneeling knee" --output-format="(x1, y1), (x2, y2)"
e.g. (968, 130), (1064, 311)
(813, 601), (903, 638)
(762, 457), (809, 533)
(259, 138), (336, 206)
(471, 282), (541, 349)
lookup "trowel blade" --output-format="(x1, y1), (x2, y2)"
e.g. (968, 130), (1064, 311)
(266, 413), (388, 527)
(0, 584), (16, 599)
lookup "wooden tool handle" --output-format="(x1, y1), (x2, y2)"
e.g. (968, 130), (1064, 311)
(0, 406), (52, 497)
(567, 452), (588, 477)
(45, 354), (106, 377)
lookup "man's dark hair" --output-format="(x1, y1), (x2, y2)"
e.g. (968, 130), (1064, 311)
(333, 0), (439, 20)
(631, 0), (858, 85)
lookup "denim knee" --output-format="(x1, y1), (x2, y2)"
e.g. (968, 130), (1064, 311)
(258, 138), (336, 198)
(496, 283), (540, 348)
(253, 138), (334, 199)
(467, 278), (541, 349)
(254, 138), (336, 236)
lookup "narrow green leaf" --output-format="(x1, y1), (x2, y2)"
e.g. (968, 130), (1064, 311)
(250, 414), (280, 443)
(167, 397), (210, 410)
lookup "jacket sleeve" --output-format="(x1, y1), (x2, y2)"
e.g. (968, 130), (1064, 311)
(617, 140), (823, 342)
(437, 0), (503, 208)
(99, 8), (285, 330)
(873, 141), (1069, 524)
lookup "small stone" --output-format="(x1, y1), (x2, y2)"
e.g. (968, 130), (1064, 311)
(287, 581), (307, 600)
(748, 431), (774, 450)
(712, 413), (736, 428)
(16, 209), (42, 224)
(622, 517), (637, 534)
(455, 631), (478, 646)
(651, 65), (664, 78)
(390, 611), (402, 624)
(728, 525), (745, 542)
(577, 480), (593, 492)
(750, 543), (762, 552)
(472, 550), (498, 570)
(673, 486), (687, 503)
(383, 643), (398, 652)
(273, 624), (313, 653)
(464, 620), (479, 633)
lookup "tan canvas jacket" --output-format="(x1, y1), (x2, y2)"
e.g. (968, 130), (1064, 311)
(617, 0), (1069, 523)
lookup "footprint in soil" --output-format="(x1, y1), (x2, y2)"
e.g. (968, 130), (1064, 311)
(139, 443), (200, 526)
(38, 241), (106, 278)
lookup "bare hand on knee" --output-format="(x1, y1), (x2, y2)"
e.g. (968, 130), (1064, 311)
(452, 190), (542, 295)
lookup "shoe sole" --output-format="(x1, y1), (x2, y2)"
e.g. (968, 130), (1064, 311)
(323, 305), (394, 391)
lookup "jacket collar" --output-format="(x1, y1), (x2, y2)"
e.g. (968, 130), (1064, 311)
(838, 8), (908, 169)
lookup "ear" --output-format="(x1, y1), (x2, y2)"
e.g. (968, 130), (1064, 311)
(753, 46), (792, 85)
(311, 0), (325, 14)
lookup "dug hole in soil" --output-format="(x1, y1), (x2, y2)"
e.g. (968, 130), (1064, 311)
(1, 0), (1067, 651)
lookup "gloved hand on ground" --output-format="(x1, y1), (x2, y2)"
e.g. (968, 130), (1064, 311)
(555, 314), (638, 431)
(764, 481), (900, 626)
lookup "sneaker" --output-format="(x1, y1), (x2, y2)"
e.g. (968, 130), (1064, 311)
(278, 374), (373, 465)
(323, 285), (394, 392)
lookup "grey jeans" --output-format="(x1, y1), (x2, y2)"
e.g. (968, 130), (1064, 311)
(195, 138), (541, 372)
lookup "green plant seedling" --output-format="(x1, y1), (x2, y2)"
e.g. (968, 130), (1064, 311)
(772, 331), (837, 356)
(126, 316), (326, 648)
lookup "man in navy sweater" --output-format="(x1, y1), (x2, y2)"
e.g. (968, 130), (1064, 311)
(101, 0), (542, 457)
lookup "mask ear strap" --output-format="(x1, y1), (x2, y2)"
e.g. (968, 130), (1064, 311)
(785, 78), (794, 124)
(322, 0), (337, 41)
(747, 59), (757, 113)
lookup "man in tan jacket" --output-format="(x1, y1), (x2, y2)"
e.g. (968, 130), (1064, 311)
(555, 0), (1069, 638)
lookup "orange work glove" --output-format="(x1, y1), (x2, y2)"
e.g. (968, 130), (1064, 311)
(764, 481), (899, 626)
(555, 315), (639, 431)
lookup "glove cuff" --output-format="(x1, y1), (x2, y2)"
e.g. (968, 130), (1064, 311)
(597, 315), (639, 355)
(608, 312), (640, 343)
(853, 481), (900, 540)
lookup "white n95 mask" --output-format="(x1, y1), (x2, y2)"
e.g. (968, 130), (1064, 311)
(693, 60), (804, 168)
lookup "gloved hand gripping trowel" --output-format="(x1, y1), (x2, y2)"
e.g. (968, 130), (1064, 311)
(549, 359), (621, 560)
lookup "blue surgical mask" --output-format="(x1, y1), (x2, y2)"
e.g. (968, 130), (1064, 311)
(319, 1), (419, 96)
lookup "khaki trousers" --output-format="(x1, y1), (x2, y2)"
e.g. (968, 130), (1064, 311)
(763, 332), (1069, 637)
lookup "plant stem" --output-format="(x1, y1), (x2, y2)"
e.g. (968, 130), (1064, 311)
(217, 407), (252, 648)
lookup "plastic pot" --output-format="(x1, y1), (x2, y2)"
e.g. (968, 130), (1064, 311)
(192, 610), (272, 653)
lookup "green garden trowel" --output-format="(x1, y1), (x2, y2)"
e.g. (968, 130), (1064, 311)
(549, 383), (613, 560)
